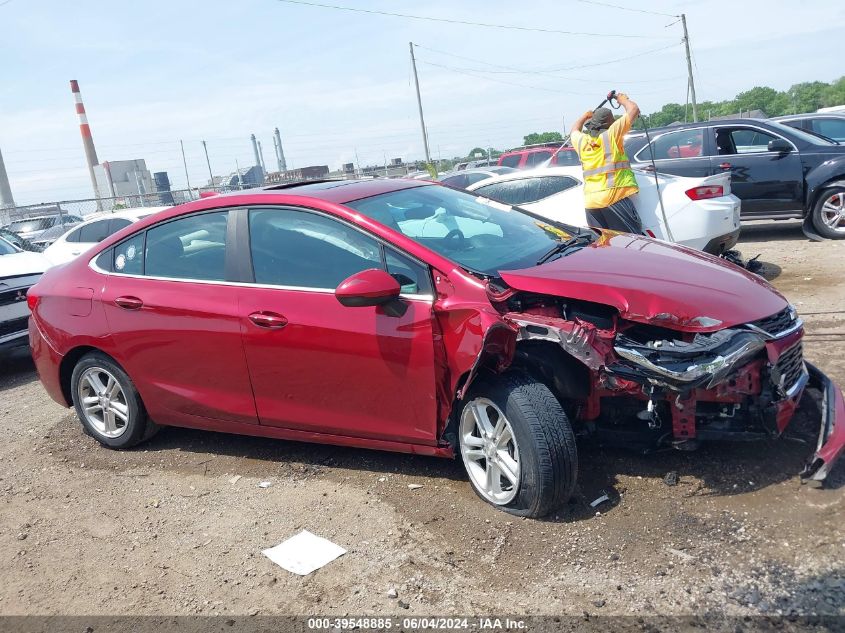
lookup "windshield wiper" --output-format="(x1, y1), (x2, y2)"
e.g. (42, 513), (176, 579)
(536, 233), (595, 265)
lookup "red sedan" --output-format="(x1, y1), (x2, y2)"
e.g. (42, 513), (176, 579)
(28, 179), (844, 517)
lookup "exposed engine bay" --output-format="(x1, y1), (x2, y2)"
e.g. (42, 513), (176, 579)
(483, 289), (836, 481)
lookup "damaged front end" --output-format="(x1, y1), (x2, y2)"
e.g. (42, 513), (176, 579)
(495, 291), (845, 485)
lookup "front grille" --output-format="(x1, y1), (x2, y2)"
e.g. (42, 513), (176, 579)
(0, 286), (31, 309)
(749, 307), (797, 337)
(774, 342), (804, 393)
(0, 316), (28, 338)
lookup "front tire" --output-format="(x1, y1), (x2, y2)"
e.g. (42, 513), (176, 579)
(811, 188), (845, 239)
(70, 352), (158, 449)
(459, 372), (577, 518)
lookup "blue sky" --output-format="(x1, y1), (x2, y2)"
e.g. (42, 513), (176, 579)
(1, 0), (842, 204)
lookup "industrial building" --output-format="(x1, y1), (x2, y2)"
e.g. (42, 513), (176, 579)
(264, 165), (330, 184)
(94, 159), (154, 198)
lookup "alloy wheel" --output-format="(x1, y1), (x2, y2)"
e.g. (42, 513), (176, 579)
(77, 367), (130, 439)
(821, 192), (845, 233)
(460, 398), (521, 505)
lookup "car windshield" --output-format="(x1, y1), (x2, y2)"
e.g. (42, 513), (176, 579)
(346, 184), (591, 277)
(0, 237), (21, 255)
(768, 120), (836, 146)
(8, 217), (52, 233)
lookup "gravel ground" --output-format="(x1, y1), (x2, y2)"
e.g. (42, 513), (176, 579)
(0, 221), (843, 621)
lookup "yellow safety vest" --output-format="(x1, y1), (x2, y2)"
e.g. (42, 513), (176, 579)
(577, 131), (638, 205)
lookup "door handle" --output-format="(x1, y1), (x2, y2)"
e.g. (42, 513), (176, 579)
(248, 311), (288, 329)
(718, 162), (732, 170)
(114, 296), (143, 310)
(71, 251), (81, 256)
(642, 164), (655, 172)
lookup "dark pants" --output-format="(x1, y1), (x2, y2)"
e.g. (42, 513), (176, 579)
(586, 196), (644, 234)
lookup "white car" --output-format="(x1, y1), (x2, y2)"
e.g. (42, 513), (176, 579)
(0, 237), (51, 354)
(465, 166), (741, 254)
(43, 207), (169, 266)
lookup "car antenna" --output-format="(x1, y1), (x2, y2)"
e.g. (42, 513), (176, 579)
(636, 110), (674, 242)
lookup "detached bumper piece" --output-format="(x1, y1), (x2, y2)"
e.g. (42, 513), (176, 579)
(800, 362), (845, 487)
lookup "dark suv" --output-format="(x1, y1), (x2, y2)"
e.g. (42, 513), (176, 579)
(624, 119), (845, 239)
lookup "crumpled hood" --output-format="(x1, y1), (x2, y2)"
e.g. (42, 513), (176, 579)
(0, 251), (51, 278)
(500, 233), (788, 332)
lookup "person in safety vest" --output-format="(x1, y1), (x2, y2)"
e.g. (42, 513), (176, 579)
(570, 93), (643, 234)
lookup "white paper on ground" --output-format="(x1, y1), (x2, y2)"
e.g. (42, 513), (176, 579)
(262, 530), (347, 575)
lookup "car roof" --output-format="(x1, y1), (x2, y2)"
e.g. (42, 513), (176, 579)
(259, 178), (426, 203)
(501, 146), (573, 155)
(80, 206), (171, 223)
(771, 113), (845, 121)
(121, 179), (429, 229)
(467, 166), (584, 188)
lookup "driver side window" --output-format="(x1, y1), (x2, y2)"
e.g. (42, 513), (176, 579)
(249, 208), (381, 289)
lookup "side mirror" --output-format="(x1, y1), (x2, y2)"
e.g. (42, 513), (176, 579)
(767, 139), (792, 153)
(335, 268), (401, 308)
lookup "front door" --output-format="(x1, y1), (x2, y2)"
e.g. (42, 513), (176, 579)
(708, 125), (804, 217)
(101, 210), (258, 426)
(238, 207), (439, 445)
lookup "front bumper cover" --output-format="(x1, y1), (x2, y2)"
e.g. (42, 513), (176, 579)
(800, 362), (845, 486)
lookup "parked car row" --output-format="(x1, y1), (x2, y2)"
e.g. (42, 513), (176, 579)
(26, 179), (845, 518)
(465, 166), (740, 255)
(623, 118), (845, 239)
(1, 207), (167, 356)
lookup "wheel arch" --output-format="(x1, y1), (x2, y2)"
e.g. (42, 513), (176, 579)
(805, 171), (845, 211)
(59, 345), (114, 405)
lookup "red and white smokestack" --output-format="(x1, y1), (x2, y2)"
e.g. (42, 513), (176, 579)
(70, 80), (103, 202)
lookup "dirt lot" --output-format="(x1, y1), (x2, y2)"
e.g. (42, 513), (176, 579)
(1, 221), (843, 620)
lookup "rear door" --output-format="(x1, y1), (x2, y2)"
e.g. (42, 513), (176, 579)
(237, 206), (438, 444)
(630, 127), (711, 177)
(707, 124), (803, 217)
(100, 210), (258, 426)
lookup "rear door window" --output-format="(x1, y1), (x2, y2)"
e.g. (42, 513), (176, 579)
(639, 129), (705, 160)
(143, 211), (229, 281)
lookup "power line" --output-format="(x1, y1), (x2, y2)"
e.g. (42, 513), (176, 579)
(415, 44), (684, 83)
(272, 0), (672, 39)
(419, 60), (595, 96)
(574, 0), (678, 18)
(543, 42), (681, 72)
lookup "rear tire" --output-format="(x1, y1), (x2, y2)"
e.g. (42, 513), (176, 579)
(458, 371), (578, 518)
(811, 187), (845, 239)
(70, 352), (158, 449)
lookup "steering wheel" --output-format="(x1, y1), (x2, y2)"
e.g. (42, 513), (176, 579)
(444, 228), (467, 248)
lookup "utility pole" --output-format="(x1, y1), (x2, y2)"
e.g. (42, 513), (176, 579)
(409, 42), (432, 167)
(202, 140), (213, 185)
(681, 14), (698, 123)
(235, 158), (243, 189)
(180, 140), (192, 193)
(0, 146), (15, 216)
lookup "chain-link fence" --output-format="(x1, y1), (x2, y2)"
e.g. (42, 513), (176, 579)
(0, 181), (280, 225)
(0, 188), (207, 226)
